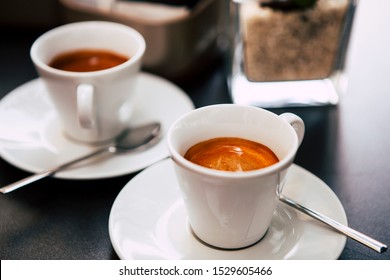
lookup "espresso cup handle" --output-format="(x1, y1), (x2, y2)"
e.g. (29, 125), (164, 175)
(77, 84), (95, 129)
(280, 113), (305, 147)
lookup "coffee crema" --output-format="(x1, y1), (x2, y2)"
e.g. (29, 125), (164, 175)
(49, 49), (129, 72)
(184, 137), (279, 172)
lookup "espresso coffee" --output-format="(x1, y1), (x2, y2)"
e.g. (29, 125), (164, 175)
(49, 49), (129, 72)
(184, 137), (279, 171)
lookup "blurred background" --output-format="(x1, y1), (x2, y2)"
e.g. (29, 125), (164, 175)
(0, 0), (62, 28)
(0, 0), (227, 81)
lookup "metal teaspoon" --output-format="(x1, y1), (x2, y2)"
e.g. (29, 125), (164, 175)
(280, 195), (388, 253)
(0, 122), (161, 194)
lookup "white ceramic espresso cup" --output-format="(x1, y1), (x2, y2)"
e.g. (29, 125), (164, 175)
(167, 104), (305, 249)
(30, 21), (146, 143)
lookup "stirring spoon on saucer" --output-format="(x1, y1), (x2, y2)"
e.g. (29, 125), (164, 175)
(280, 195), (387, 253)
(0, 122), (161, 194)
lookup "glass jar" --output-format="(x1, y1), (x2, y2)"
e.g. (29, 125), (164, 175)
(228, 0), (358, 107)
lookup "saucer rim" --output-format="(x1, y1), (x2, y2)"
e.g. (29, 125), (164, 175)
(108, 158), (347, 260)
(0, 72), (195, 179)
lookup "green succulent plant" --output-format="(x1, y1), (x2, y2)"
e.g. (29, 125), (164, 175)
(260, 0), (317, 11)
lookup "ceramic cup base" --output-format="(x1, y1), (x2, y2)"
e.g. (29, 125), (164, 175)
(44, 118), (117, 148)
(62, 129), (120, 147)
(188, 222), (269, 251)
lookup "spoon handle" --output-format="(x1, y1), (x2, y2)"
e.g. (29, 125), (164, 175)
(280, 195), (387, 253)
(0, 147), (108, 194)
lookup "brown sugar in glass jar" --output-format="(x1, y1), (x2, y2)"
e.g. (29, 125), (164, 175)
(229, 0), (357, 107)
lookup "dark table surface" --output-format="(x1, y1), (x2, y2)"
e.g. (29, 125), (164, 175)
(1, 2), (390, 260)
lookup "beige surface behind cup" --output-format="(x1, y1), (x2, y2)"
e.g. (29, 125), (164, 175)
(30, 21), (146, 143)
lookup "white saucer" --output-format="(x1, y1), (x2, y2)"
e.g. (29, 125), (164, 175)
(109, 158), (347, 260)
(0, 72), (194, 179)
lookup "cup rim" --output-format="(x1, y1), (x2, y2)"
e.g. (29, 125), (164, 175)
(167, 104), (300, 179)
(30, 21), (146, 77)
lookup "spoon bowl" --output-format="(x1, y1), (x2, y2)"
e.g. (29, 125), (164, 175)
(113, 122), (161, 152)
